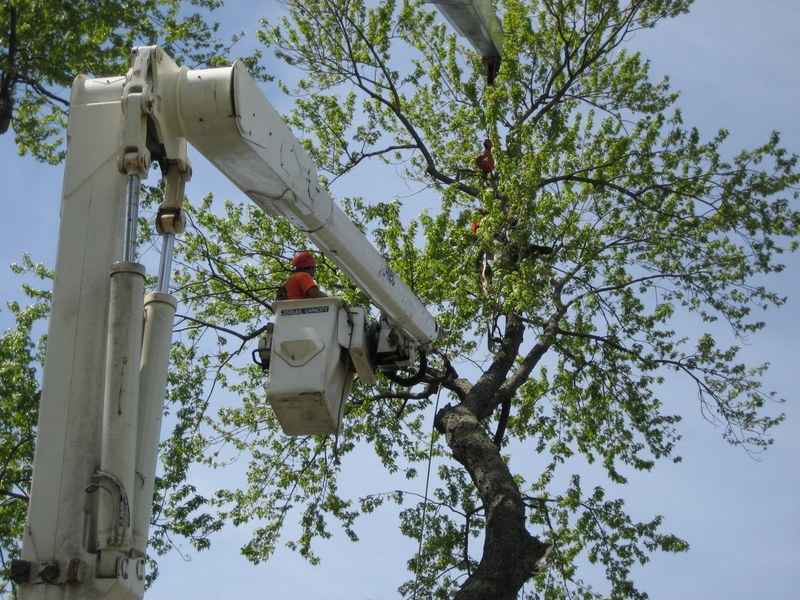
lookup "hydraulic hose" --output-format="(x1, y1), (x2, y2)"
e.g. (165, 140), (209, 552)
(382, 350), (428, 387)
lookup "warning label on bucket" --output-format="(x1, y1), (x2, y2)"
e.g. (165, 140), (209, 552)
(280, 306), (331, 316)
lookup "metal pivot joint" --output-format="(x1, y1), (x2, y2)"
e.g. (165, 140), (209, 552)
(155, 159), (190, 293)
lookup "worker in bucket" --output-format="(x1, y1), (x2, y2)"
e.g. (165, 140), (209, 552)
(279, 251), (328, 300)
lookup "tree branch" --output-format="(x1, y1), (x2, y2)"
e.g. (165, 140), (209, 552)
(0, 488), (29, 502)
(173, 313), (254, 343)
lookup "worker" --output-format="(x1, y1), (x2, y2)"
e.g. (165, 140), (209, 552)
(475, 139), (495, 175)
(279, 251), (328, 299)
(471, 207), (553, 289)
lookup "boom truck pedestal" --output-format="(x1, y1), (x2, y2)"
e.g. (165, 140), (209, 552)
(13, 46), (437, 600)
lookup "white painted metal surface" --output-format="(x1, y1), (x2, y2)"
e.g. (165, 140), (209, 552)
(168, 62), (439, 348)
(132, 292), (177, 555)
(19, 53), (171, 600)
(268, 298), (353, 435)
(20, 72), (140, 599)
(336, 306), (376, 385)
(97, 262), (145, 577)
(427, 0), (504, 58)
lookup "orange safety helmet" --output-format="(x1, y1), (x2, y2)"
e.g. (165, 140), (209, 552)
(292, 251), (316, 269)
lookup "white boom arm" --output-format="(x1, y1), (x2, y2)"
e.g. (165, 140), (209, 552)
(15, 46), (437, 600)
(426, 0), (503, 59)
(175, 62), (438, 347)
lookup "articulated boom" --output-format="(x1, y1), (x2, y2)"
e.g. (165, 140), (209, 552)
(15, 46), (436, 600)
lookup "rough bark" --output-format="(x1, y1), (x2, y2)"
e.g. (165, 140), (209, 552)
(435, 403), (550, 600)
(1, 3), (17, 135)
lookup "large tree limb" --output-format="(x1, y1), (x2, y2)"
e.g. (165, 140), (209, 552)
(465, 313), (525, 420)
(0, 2), (18, 134)
(435, 404), (550, 600)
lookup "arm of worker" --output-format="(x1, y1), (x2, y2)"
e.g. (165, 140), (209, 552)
(306, 285), (327, 298)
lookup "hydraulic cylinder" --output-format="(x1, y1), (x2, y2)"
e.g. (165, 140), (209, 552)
(97, 262), (145, 575)
(132, 292), (177, 556)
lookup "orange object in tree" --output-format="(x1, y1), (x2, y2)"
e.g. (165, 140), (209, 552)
(475, 139), (495, 174)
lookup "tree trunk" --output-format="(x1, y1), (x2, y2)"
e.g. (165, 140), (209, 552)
(1, 3), (17, 135)
(436, 403), (549, 600)
(0, 80), (13, 135)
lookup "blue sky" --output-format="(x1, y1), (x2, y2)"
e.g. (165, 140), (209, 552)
(2, 1), (798, 599)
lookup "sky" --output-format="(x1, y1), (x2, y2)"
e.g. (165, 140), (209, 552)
(1, 1), (799, 599)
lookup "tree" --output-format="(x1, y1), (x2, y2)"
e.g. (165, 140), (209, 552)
(0, 256), (49, 598)
(150, 1), (799, 599)
(3, 0), (798, 598)
(0, 0), (262, 163)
